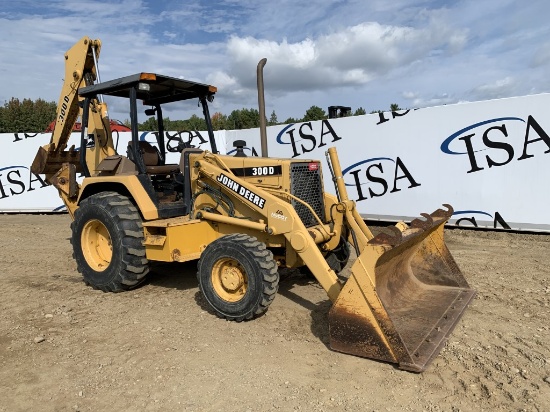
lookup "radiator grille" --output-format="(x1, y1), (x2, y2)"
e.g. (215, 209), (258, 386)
(290, 162), (325, 227)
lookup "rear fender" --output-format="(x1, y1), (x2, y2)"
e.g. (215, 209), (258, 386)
(78, 175), (159, 220)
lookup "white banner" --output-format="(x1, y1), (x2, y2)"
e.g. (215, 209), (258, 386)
(225, 94), (550, 232)
(0, 130), (225, 212)
(2, 93), (549, 231)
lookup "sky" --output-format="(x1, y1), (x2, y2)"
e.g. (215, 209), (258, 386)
(1, 0), (550, 124)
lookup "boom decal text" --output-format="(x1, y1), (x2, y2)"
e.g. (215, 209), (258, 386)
(216, 173), (266, 209)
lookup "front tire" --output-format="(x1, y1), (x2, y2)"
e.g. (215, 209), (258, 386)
(197, 234), (279, 321)
(71, 192), (149, 292)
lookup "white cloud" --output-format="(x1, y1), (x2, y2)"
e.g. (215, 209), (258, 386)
(163, 31), (177, 39)
(471, 77), (517, 100)
(228, 37), (316, 69)
(402, 91), (417, 100)
(57, 0), (154, 22)
(221, 20), (467, 96)
(206, 71), (238, 93)
(532, 42), (550, 67)
(1, 0), (550, 121)
(410, 93), (456, 108)
(317, 21), (466, 72)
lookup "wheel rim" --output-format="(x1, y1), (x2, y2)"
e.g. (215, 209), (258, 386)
(211, 258), (248, 302)
(81, 219), (112, 272)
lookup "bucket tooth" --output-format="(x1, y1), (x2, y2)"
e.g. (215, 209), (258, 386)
(431, 204), (454, 220)
(410, 213), (434, 230)
(368, 225), (403, 246)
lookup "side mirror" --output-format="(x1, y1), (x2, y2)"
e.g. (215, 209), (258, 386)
(144, 108), (156, 116)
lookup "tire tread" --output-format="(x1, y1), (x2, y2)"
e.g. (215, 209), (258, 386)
(197, 234), (279, 321)
(71, 192), (149, 292)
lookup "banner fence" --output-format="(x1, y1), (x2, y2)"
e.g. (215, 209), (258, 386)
(2, 93), (549, 232)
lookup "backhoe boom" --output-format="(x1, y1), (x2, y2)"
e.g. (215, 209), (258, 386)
(31, 36), (115, 214)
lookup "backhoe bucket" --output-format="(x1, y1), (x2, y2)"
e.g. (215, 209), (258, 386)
(328, 206), (475, 372)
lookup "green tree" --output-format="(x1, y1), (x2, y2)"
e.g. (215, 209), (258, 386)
(211, 112), (228, 130)
(268, 110), (278, 126)
(173, 120), (190, 131)
(0, 102), (6, 132)
(137, 114), (208, 132)
(185, 114), (207, 131)
(354, 107), (366, 116)
(283, 117), (299, 124)
(0, 98), (56, 132)
(227, 108), (260, 130)
(163, 118), (188, 131)
(33, 99), (56, 131)
(138, 116), (158, 131)
(369, 104), (405, 114)
(302, 105), (326, 122)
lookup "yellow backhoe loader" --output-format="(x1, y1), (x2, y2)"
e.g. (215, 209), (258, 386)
(32, 36), (475, 372)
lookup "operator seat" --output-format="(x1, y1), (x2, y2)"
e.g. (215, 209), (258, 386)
(128, 140), (179, 175)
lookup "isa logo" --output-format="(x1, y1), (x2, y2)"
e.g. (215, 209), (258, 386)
(276, 120), (342, 158)
(452, 210), (510, 229)
(0, 165), (48, 200)
(146, 130), (210, 151)
(441, 115), (550, 173)
(341, 157), (421, 202)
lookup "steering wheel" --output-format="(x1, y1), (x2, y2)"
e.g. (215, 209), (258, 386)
(166, 130), (195, 152)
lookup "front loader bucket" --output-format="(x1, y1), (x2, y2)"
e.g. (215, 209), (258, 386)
(329, 206), (475, 372)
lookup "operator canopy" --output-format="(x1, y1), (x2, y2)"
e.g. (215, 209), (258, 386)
(78, 72), (217, 105)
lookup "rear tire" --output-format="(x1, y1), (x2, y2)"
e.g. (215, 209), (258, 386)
(197, 234), (279, 321)
(71, 192), (149, 292)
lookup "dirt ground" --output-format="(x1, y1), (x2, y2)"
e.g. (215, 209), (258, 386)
(0, 214), (549, 412)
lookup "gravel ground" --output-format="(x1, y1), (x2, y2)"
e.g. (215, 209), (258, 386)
(1, 214), (549, 411)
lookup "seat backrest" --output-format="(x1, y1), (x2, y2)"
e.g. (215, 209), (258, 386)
(128, 141), (159, 166)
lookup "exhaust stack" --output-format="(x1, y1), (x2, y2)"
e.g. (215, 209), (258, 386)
(257, 58), (268, 157)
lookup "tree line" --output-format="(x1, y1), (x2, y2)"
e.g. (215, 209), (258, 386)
(0, 97), (399, 133)
(136, 106), (369, 132)
(0, 98), (57, 133)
